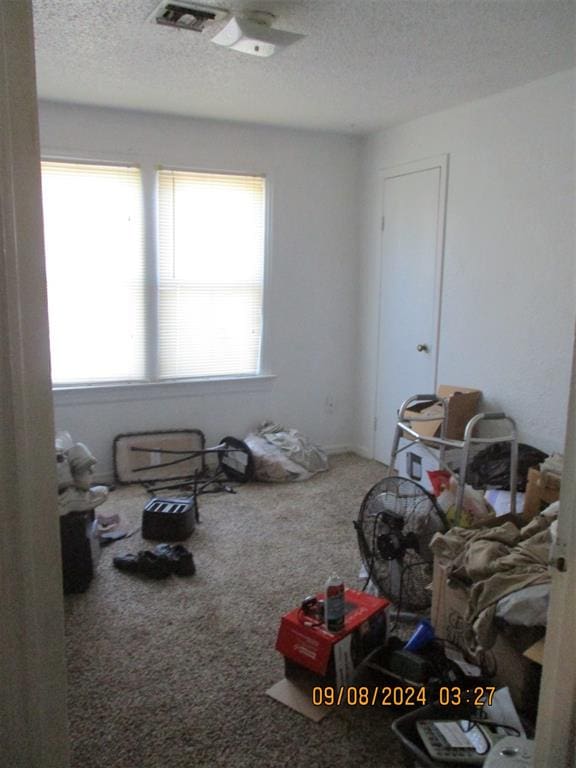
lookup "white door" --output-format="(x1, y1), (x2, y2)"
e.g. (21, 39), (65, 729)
(373, 156), (448, 464)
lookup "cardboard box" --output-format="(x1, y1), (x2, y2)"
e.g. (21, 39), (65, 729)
(275, 588), (389, 688)
(523, 467), (561, 518)
(398, 439), (459, 493)
(468, 501), (539, 530)
(403, 385), (481, 441)
(524, 638), (545, 666)
(431, 558), (542, 712)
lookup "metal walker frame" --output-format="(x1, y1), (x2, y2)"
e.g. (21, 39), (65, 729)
(388, 394), (519, 517)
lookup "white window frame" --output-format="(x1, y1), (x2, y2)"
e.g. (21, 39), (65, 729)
(42, 154), (275, 402)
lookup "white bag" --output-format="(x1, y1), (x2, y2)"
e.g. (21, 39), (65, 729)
(244, 423), (329, 482)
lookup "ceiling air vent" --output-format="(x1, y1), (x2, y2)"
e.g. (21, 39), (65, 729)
(150, 1), (228, 32)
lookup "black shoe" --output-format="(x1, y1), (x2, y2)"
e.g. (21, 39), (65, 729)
(113, 551), (172, 579)
(152, 544), (196, 576)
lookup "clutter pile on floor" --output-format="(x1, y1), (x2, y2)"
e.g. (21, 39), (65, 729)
(271, 417), (560, 763)
(57, 393), (560, 766)
(57, 421), (328, 595)
(430, 502), (557, 655)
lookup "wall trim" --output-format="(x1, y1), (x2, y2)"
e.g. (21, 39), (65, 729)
(534, 327), (576, 765)
(53, 374), (277, 407)
(324, 444), (353, 455)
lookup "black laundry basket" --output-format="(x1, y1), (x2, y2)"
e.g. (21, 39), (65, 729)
(391, 702), (474, 768)
(60, 509), (95, 594)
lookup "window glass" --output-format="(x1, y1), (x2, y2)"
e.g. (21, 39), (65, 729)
(41, 162), (145, 385)
(41, 162), (266, 385)
(157, 169), (266, 379)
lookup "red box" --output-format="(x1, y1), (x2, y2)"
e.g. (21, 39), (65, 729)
(276, 588), (389, 687)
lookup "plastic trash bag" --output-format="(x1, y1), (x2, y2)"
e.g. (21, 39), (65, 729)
(244, 422), (329, 482)
(467, 443), (548, 491)
(433, 474), (494, 528)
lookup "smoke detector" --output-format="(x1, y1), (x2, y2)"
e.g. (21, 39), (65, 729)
(211, 10), (305, 57)
(150, 1), (228, 32)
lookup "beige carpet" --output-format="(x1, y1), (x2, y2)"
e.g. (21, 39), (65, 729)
(64, 453), (409, 768)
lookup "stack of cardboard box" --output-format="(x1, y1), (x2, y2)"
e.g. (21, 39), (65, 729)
(431, 557), (544, 714)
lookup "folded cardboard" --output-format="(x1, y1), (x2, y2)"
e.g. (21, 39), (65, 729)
(523, 467), (561, 518)
(266, 678), (333, 722)
(523, 639), (545, 666)
(431, 558), (542, 712)
(403, 385), (481, 441)
(469, 503), (535, 530)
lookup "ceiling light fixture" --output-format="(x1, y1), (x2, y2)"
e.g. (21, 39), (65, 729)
(211, 11), (305, 58)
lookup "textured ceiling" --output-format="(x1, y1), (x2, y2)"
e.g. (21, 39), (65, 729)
(32, 0), (576, 134)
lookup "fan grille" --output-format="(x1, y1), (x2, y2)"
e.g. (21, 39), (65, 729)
(356, 476), (446, 612)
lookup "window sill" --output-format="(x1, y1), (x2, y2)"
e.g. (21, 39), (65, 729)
(52, 374), (277, 406)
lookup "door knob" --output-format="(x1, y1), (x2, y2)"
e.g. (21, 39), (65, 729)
(416, 344), (429, 353)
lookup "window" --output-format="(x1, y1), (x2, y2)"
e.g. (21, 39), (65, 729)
(41, 162), (146, 385)
(41, 162), (266, 386)
(158, 170), (266, 379)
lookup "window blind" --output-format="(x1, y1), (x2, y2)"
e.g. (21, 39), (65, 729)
(41, 162), (145, 385)
(157, 169), (266, 379)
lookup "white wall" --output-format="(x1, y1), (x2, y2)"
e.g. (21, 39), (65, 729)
(39, 69), (576, 477)
(39, 102), (361, 480)
(356, 69), (576, 457)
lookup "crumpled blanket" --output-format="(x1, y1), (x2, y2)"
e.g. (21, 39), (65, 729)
(430, 512), (556, 655)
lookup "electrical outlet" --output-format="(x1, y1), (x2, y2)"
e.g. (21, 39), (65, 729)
(325, 395), (335, 414)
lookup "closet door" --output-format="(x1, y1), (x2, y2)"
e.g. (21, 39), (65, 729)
(373, 156), (448, 463)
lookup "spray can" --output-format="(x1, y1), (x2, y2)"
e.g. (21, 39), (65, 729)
(325, 573), (345, 632)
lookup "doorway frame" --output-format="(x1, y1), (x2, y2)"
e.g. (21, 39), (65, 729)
(533, 329), (576, 766)
(6, 4), (576, 762)
(0, 2), (70, 765)
(372, 154), (449, 461)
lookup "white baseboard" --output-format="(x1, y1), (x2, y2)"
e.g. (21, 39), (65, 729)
(324, 445), (379, 460)
(323, 444), (353, 455)
(350, 445), (374, 459)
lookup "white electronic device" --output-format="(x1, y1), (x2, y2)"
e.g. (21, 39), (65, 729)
(416, 720), (519, 765)
(483, 736), (534, 767)
(211, 11), (305, 57)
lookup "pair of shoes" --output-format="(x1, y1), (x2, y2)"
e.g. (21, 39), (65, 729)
(152, 544), (196, 576)
(113, 544), (195, 579)
(113, 550), (172, 579)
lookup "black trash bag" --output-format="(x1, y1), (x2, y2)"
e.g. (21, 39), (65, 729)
(467, 443), (548, 491)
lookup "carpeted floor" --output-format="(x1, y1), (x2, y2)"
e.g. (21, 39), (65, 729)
(64, 454), (410, 768)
